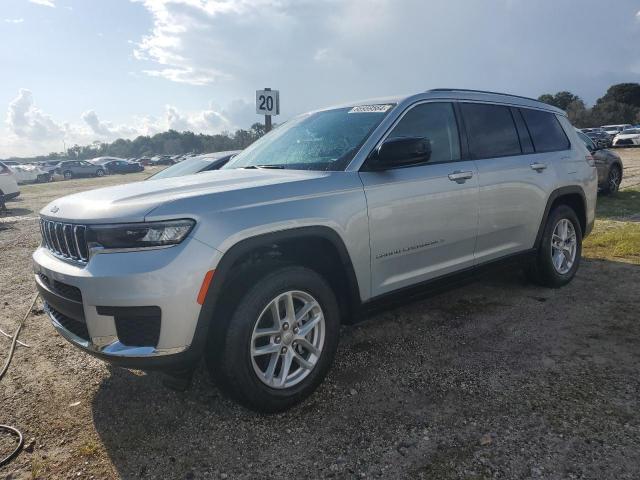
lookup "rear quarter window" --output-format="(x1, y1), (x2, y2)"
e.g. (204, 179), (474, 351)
(460, 103), (521, 159)
(520, 108), (570, 153)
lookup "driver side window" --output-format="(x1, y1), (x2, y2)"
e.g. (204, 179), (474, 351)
(387, 102), (461, 164)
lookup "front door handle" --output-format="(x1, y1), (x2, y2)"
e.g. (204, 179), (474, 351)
(448, 170), (474, 183)
(530, 162), (547, 171)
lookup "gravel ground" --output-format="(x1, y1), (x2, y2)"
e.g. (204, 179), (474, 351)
(1, 157), (640, 479)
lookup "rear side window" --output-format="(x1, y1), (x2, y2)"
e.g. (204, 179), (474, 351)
(386, 102), (461, 164)
(520, 108), (570, 152)
(460, 103), (521, 159)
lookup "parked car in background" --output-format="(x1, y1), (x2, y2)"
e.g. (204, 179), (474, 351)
(88, 156), (125, 166)
(3, 161), (51, 183)
(147, 150), (240, 180)
(37, 161), (62, 177)
(0, 161), (20, 204)
(577, 130), (623, 194)
(55, 160), (106, 179)
(138, 157), (153, 166)
(150, 155), (175, 166)
(584, 130), (612, 148)
(612, 127), (640, 147)
(104, 159), (144, 174)
(602, 124), (633, 138)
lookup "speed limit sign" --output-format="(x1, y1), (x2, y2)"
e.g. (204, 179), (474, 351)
(256, 89), (280, 115)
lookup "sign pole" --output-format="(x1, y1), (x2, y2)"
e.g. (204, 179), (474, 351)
(256, 87), (278, 132)
(264, 87), (272, 132)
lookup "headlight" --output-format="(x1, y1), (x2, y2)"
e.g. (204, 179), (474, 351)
(87, 219), (195, 250)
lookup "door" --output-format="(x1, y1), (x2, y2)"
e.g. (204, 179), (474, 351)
(460, 103), (564, 263)
(76, 161), (92, 176)
(359, 102), (479, 297)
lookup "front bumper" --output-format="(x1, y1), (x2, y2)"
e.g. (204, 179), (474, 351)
(33, 236), (222, 369)
(3, 191), (20, 201)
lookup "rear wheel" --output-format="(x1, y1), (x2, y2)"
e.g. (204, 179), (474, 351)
(528, 205), (582, 288)
(206, 266), (340, 413)
(63, 170), (73, 180)
(602, 165), (621, 195)
(95, 169), (105, 177)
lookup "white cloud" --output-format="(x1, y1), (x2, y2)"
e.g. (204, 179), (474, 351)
(143, 67), (228, 86)
(81, 110), (139, 138)
(1, 89), (254, 157)
(4, 18), (25, 23)
(7, 89), (65, 141)
(29, 0), (55, 7)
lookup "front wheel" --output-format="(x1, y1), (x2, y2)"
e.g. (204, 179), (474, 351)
(528, 205), (582, 288)
(95, 169), (105, 177)
(206, 266), (340, 413)
(63, 170), (73, 180)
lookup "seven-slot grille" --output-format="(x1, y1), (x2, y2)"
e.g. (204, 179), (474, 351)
(40, 218), (89, 263)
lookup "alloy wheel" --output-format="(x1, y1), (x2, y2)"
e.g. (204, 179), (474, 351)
(250, 290), (325, 389)
(551, 218), (577, 275)
(608, 167), (621, 193)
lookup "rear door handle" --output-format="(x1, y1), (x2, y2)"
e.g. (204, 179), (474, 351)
(530, 162), (547, 171)
(448, 170), (473, 183)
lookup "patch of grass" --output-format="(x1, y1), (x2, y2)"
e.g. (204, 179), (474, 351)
(596, 187), (640, 220)
(31, 456), (51, 479)
(584, 220), (640, 264)
(583, 185), (640, 263)
(78, 439), (101, 457)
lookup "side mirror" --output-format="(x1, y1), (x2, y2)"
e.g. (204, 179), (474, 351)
(367, 136), (431, 171)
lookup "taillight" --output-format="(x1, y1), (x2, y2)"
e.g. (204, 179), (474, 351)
(585, 154), (596, 167)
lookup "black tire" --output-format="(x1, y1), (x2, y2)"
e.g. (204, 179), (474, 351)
(601, 164), (621, 195)
(95, 169), (105, 177)
(528, 205), (582, 288)
(206, 266), (340, 413)
(63, 170), (73, 180)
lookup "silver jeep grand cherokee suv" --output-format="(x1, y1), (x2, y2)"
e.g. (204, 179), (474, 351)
(33, 89), (597, 412)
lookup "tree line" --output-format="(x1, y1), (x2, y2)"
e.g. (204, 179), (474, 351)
(6, 123), (268, 163)
(538, 83), (640, 128)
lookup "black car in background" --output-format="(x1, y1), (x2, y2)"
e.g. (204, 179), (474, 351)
(150, 155), (176, 166)
(583, 130), (612, 148)
(147, 150), (240, 180)
(104, 159), (144, 174)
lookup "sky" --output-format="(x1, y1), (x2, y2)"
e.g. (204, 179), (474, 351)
(1, 0), (639, 158)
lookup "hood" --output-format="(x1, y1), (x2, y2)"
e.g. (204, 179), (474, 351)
(40, 168), (329, 223)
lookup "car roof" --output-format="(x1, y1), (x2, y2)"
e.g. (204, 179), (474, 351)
(313, 88), (566, 116)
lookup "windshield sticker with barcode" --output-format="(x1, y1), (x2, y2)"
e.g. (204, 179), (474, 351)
(348, 104), (393, 113)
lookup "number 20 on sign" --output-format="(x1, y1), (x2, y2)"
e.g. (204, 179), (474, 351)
(256, 89), (280, 115)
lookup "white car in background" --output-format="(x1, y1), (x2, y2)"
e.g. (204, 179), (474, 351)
(2, 161), (50, 184)
(0, 161), (20, 204)
(602, 124), (633, 138)
(612, 128), (640, 147)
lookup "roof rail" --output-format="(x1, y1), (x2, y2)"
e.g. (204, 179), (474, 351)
(427, 88), (542, 104)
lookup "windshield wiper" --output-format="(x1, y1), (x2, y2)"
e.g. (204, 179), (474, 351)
(243, 164), (286, 169)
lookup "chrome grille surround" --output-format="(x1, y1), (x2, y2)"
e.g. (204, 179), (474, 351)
(40, 218), (89, 264)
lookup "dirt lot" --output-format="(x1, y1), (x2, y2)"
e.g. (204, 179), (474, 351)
(1, 156), (640, 479)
